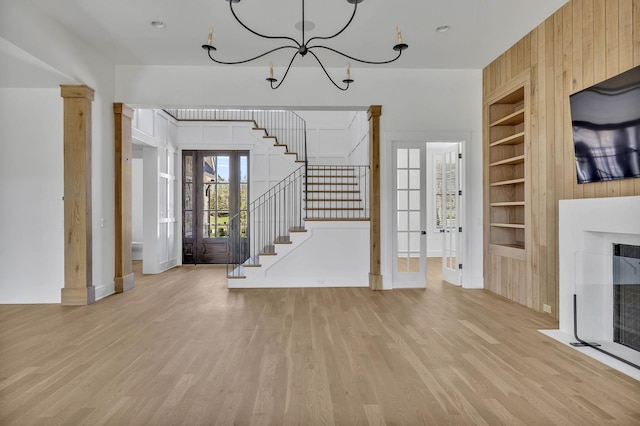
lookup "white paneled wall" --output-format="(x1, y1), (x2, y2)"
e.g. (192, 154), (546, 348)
(347, 111), (369, 165)
(175, 120), (300, 204)
(132, 109), (179, 274)
(294, 110), (369, 165)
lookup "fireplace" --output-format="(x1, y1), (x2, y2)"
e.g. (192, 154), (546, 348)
(613, 243), (640, 352)
(557, 195), (640, 375)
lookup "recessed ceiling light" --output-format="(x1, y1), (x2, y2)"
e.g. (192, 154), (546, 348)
(435, 25), (450, 33)
(151, 21), (166, 29)
(294, 20), (315, 31)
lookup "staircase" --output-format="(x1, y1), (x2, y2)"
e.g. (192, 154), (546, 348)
(164, 108), (370, 286)
(227, 164), (370, 283)
(304, 166), (369, 220)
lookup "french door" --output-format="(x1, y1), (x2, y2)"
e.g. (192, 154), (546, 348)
(436, 145), (462, 285)
(182, 150), (248, 264)
(393, 144), (427, 286)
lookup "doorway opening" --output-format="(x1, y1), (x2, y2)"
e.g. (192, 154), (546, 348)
(392, 141), (464, 288)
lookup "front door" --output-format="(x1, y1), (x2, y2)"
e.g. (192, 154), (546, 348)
(182, 150), (248, 264)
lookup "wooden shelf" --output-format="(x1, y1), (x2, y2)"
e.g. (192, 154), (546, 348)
(490, 109), (524, 127)
(490, 201), (525, 207)
(490, 178), (525, 186)
(491, 223), (525, 229)
(486, 82), (527, 253)
(489, 243), (525, 261)
(490, 131), (525, 147)
(490, 155), (525, 167)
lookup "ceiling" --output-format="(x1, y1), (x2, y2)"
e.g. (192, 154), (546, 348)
(7, 0), (566, 72)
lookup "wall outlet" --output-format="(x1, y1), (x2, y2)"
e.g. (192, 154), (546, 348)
(543, 304), (552, 314)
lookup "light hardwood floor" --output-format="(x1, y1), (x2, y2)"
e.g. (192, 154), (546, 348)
(1, 260), (639, 425)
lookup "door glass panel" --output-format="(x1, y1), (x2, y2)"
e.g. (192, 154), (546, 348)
(397, 211), (408, 231)
(409, 169), (420, 189)
(202, 155), (230, 239)
(397, 170), (408, 189)
(409, 190), (420, 210)
(409, 211), (420, 231)
(397, 148), (408, 168)
(395, 146), (424, 278)
(184, 212), (193, 238)
(397, 192), (408, 210)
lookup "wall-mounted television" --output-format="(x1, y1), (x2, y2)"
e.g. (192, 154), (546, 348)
(570, 64), (640, 184)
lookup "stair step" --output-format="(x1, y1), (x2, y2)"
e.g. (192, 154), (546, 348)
(289, 226), (307, 232)
(308, 166), (356, 170)
(305, 190), (360, 193)
(273, 236), (292, 244)
(227, 266), (246, 278)
(307, 182), (358, 186)
(305, 198), (362, 202)
(304, 217), (370, 222)
(260, 245), (277, 255)
(243, 256), (261, 267)
(305, 207), (364, 211)
(305, 174), (357, 178)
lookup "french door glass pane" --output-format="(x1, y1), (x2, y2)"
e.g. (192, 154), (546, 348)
(396, 147), (422, 275)
(184, 212), (193, 238)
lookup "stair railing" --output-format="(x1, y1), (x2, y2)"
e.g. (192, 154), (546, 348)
(227, 165), (307, 277)
(164, 108), (308, 163)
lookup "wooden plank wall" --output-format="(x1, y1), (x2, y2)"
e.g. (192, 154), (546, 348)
(482, 0), (640, 318)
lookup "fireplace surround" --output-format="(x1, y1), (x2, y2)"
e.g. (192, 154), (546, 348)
(556, 195), (640, 375)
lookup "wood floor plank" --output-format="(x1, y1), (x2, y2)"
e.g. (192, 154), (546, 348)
(1, 260), (639, 425)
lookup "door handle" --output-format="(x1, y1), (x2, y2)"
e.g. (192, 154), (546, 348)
(421, 231), (426, 235)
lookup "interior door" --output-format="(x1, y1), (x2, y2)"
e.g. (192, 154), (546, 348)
(441, 145), (461, 285)
(393, 144), (427, 287)
(182, 150), (248, 264)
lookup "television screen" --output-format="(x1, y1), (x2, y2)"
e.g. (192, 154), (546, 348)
(570, 64), (640, 184)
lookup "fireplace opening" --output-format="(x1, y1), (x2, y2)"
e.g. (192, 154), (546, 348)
(613, 243), (640, 352)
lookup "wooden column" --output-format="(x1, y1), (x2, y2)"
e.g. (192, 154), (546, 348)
(60, 85), (95, 305)
(114, 103), (135, 293)
(368, 105), (383, 290)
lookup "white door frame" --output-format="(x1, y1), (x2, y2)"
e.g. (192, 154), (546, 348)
(383, 131), (469, 290)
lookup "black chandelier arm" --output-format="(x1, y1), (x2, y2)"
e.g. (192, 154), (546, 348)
(228, 0), (301, 47)
(307, 50), (350, 91)
(269, 50), (300, 89)
(305, 0), (358, 46)
(203, 45), (298, 65)
(307, 44), (405, 65)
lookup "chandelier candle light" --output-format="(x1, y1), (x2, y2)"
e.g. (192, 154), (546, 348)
(201, 0), (408, 91)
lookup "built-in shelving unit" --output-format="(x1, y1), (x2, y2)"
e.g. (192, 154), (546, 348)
(487, 85), (527, 256)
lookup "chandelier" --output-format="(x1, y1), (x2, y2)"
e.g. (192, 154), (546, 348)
(201, 0), (408, 91)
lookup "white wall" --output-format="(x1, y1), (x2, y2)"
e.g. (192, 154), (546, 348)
(347, 111), (369, 166)
(294, 110), (355, 164)
(0, 89), (64, 303)
(1, 2), (116, 302)
(115, 65), (484, 289)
